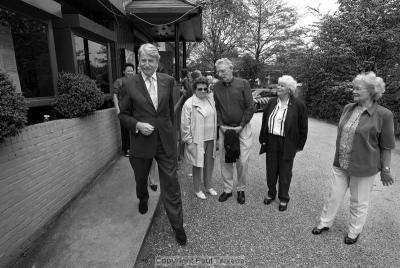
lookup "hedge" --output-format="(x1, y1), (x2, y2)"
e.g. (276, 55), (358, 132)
(306, 82), (400, 136)
(53, 72), (104, 118)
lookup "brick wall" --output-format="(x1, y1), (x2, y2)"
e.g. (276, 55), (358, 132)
(0, 108), (121, 267)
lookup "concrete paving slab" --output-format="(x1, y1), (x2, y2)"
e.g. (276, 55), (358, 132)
(13, 156), (160, 268)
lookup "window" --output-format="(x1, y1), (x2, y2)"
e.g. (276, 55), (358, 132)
(0, 7), (53, 98)
(74, 35), (110, 93)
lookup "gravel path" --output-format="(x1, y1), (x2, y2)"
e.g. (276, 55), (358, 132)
(135, 114), (400, 268)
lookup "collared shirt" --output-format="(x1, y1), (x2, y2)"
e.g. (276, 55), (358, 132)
(268, 97), (289, 136)
(333, 102), (396, 177)
(141, 72), (158, 109)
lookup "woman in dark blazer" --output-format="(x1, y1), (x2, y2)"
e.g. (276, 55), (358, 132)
(259, 75), (308, 211)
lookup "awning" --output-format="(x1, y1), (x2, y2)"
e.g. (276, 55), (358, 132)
(124, 0), (203, 42)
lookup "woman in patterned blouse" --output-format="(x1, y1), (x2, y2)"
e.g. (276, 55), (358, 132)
(312, 72), (396, 245)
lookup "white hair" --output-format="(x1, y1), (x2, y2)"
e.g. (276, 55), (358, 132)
(138, 43), (160, 60)
(215, 58), (233, 69)
(278, 75), (297, 95)
(352, 71), (385, 101)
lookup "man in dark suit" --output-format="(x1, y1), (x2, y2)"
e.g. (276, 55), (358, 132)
(118, 43), (186, 245)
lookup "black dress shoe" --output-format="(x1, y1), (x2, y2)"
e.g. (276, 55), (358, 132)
(237, 191), (245, 204)
(138, 199), (148, 214)
(278, 202), (288, 211)
(218, 192), (233, 202)
(263, 197), (275, 205)
(174, 227), (187, 245)
(344, 234), (360, 245)
(311, 226), (330, 235)
(150, 184), (158, 192)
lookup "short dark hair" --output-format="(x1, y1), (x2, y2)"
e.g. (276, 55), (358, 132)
(180, 68), (189, 77)
(192, 77), (209, 90)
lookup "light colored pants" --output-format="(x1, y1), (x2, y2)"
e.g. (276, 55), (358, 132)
(219, 123), (253, 192)
(318, 166), (376, 238)
(193, 140), (214, 193)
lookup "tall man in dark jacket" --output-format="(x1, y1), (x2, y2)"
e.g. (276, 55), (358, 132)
(213, 58), (254, 204)
(118, 43), (186, 245)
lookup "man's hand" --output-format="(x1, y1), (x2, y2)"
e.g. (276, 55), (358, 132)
(381, 170), (394, 186)
(136, 122), (155, 136)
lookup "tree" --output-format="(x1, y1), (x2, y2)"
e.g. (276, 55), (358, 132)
(293, 0), (400, 134)
(237, 53), (266, 85)
(244, 0), (304, 64)
(189, 0), (249, 71)
(314, 0), (400, 77)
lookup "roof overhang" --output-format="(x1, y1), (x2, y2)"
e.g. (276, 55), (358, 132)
(125, 0), (203, 42)
(59, 14), (116, 42)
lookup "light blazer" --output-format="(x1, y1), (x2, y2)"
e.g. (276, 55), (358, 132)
(259, 95), (308, 160)
(118, 72), (176, 158)
(180, 94), (217, 167)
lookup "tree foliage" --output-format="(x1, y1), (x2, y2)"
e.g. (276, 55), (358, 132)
(292, 0), (400, 134)
(190, 0), (249, 70)
(244, 0), (304, 63)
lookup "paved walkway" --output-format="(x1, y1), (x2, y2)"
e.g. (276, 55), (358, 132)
(13, 156), (159, 268)
(135, 114), (400, 268)
(12, 115), (400, 268)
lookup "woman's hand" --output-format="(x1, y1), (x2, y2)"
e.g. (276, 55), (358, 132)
(380, 170), (394, 186)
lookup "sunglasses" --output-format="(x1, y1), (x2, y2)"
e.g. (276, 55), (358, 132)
(196, 87), (208, 92)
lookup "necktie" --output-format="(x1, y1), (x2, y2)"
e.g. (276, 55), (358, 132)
(147, 77), (157, 110)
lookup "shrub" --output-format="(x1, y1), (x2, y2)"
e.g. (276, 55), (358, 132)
(53, 72), (104, 118)
(306, 82), (353, 123)
(306, 81), (400, 136)
(0, 72), (28, 142)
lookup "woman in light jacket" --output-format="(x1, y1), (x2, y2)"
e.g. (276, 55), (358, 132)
(181, 77), (218, 199)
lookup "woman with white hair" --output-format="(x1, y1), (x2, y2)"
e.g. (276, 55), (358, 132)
(312, 71), (395, 245)
(259, 75), (308, 211)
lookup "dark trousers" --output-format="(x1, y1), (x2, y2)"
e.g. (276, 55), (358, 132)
(266, 134), (294, 203)
(129, 134), (183, 229)
(121, 124), (130, 153)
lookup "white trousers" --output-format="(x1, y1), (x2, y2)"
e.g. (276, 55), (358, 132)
(219, 123), (253, 192)
(318, 166), (376, 238)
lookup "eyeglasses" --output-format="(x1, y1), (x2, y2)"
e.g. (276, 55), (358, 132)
(196, 87), (208, 92)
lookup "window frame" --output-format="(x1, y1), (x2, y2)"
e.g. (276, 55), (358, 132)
(0, 4), (58, 107)
(72, 33), (113, 95)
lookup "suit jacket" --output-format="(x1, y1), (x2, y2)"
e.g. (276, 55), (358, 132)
(259, 96), (308, 160)
(118, 73), (177, 158)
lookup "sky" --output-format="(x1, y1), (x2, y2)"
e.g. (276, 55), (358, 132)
(285, 0), (339, 27)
